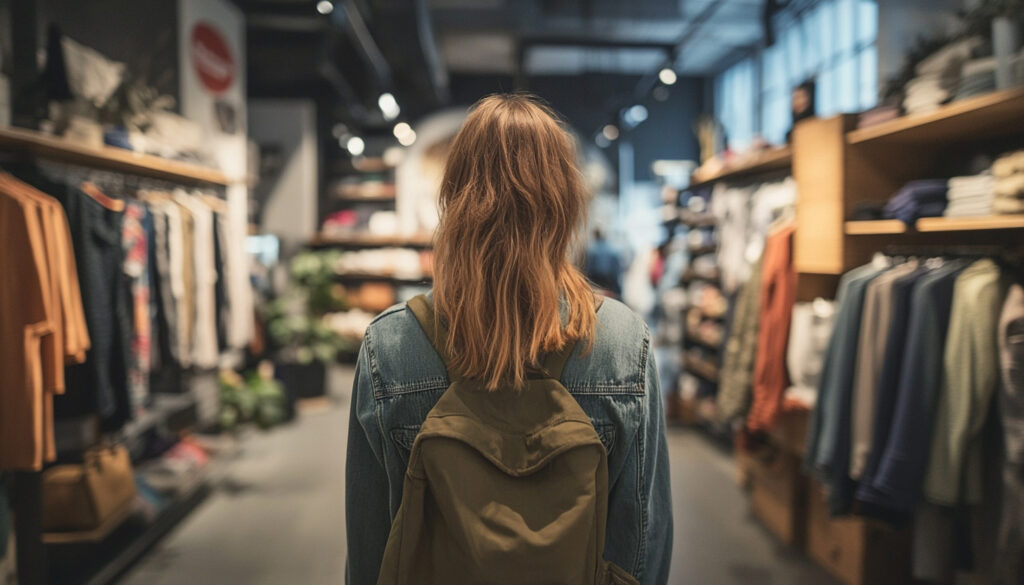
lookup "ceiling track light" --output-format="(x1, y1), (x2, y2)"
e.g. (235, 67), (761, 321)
(658, 67), (677, 86)
(316, 0), (334, 15)
(378, 92), (400, 121)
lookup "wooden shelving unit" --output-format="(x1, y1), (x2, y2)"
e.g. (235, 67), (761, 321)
(0, 127), (228, 185)
(689, 146), (792, 189)
(794, 89), (1024, 275)
(310, 232), (434, 248)
(846, 88), (1024, 146)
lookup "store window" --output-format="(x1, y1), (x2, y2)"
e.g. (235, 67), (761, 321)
(716, 0), (878, 147)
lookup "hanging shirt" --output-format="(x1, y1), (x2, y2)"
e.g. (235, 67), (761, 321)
(747, 222), (796, 432)
(175, 191), (218, 369)
(716, 258), (763, 422)
(855, 264), (929, 495)
(849, 261), (919, 479)
(55, 184), (132, 430)
(858, 261), (966, 513)
(0, 186), (54, 469)
(122, 201), (151, 413)
(806, 262), (885, 478)
(997, 283), (1024, 585)
(925, 259), (1009, 506)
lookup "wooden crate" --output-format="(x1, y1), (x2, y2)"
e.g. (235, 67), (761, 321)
(805, 482), (912, 585)
(748, 449), (807, 548)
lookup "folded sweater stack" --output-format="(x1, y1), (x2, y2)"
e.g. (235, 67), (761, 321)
(903, 38), (980, 115)
(944, 174), (994, 217)
(883, 179), (948, 224)
(993, 150), (1024, 215)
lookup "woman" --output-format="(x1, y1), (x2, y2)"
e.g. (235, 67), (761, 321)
(345, 94), (673, 585)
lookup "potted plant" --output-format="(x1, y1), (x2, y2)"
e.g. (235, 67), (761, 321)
(263, 251), (352, 400)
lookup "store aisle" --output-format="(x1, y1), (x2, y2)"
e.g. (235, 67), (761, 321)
(120, 378), (838, 585)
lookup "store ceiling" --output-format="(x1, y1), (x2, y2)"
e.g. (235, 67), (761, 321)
(432, 0), (765, 76)
(235, 0), (769, 125)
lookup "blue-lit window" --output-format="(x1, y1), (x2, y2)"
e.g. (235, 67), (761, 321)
(715, 0), (878, 147)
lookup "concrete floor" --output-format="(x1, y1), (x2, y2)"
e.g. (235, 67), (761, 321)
(120, 371), (840, 585)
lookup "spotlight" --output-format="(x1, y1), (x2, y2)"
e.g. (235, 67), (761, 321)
(316, 1), (334, 15)
(397, 129), (416, 147)
(392, 122), (412, 139)
(658, 68), (677, 85)
(602, 124), (619, 141)
(346, 136), (365, 156)
(623, 104), (649, 126)
(378, 92), (400, 120)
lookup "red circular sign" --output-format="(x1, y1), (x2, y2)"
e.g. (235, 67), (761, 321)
(191, 22), (235, 94)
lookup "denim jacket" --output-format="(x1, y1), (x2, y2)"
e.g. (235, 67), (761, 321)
(345, 296), (673, 585)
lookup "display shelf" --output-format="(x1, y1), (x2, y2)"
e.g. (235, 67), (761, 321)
(916, 215), (1024, 232)
(310, 232), (433, 248)
(844, 220), (907, 234)
(46, 459), (221, 585)
(0, 127), (228, 185)
(688, 245), (717, 257)
(684, 356), (720, 383)
(846, 88), (1024, 146)
(42, 501), (136, 545)
(679, 212), (717, 228)
(335, 272), (432, 286)
(332, 193), (397, 203)
(351, 157), (393, 173)
(689, 146), (792, 189)
(680, 271), (721, 286)
(845, 216), (1024, 234)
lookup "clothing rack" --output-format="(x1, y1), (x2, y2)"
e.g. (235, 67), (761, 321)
(1, 130), (230, 585)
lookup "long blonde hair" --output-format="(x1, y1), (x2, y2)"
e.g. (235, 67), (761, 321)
(433, 94), (597, 389)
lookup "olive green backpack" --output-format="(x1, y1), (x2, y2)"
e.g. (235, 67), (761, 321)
(376, 295), (638, 585)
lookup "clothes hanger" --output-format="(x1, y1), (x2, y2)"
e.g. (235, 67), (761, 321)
(80, 181), (125, 212)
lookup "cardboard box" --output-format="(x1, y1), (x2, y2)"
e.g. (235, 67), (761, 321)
(805, 481), (911, 585)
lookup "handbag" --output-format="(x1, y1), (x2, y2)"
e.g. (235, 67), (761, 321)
(42, 444), (136, 532)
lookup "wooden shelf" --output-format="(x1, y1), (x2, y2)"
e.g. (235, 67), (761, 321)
(846, 88), (1024, 146)
(311, 232), (433, 248)
(845, 216), (1024, 234)
(844, 220), (907, 235)
(0, 127), (228, 185)
(689, 146), (792, 189)
(916, 215), (1024, 232)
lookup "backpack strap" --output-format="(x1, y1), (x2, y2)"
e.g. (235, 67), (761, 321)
(540, 340), (577, 382)
(407, 294), (460, 382)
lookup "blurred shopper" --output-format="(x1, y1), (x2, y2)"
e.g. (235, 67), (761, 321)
(345, 94), (673, 585)
(585, 228), (623, 297)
